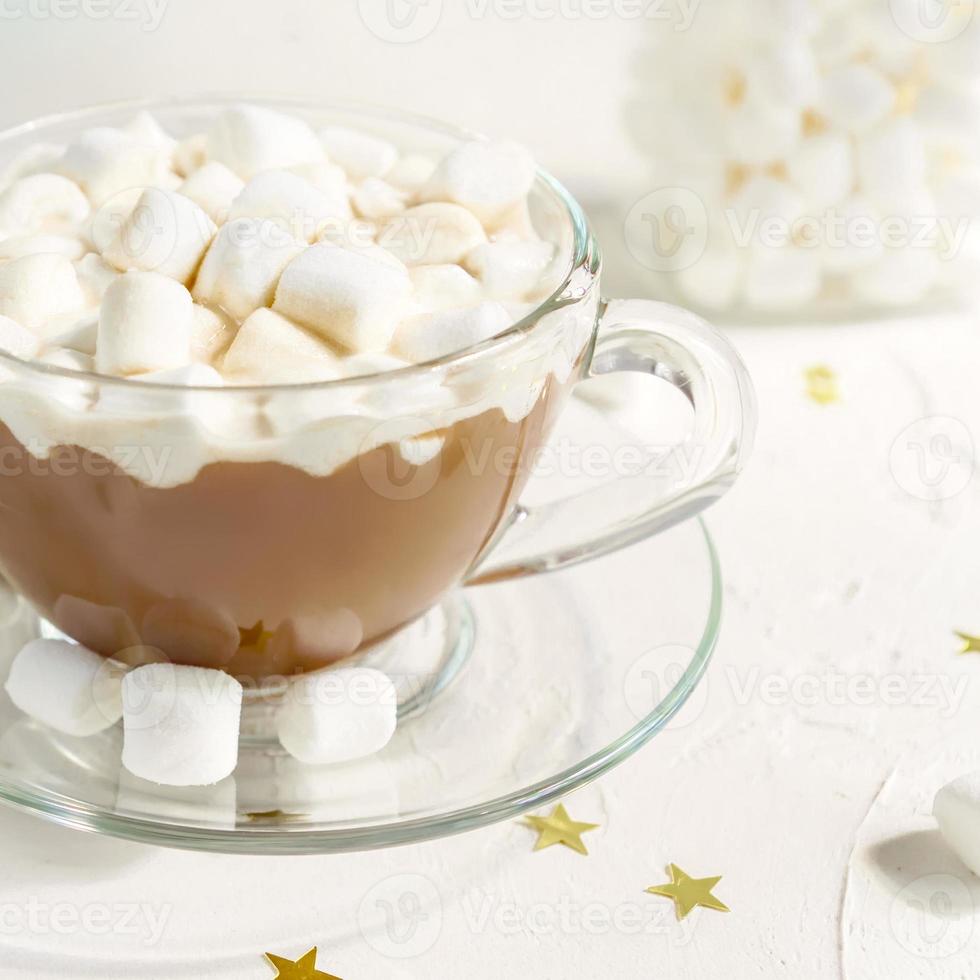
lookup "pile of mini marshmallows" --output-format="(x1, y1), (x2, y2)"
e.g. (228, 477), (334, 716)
(0, 104), (556, 384)
(4, 638), (397, 785)
(627, 1), (980, 311)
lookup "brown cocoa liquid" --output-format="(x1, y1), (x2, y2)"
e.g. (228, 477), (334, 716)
(0, 380), (567, 679)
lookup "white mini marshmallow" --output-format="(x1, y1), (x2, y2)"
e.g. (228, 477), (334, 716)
(0, 174), (90, 236)
(208, 105), (323, 180)
(273, 242), (412, 352)
(191, 303), (237, 364)
(935, 772), (980, 877)
(0, 233), (87, 262)
(193, 218), (305, 322)
(385, 153), (436, 192)
(391, 300), (511, 362)
(787, 133), (854, 211)
(122, 111), (177, 156)
(319, 125), (398, 180)
(0, 253), (85, 330)
(464, 239), (555, 300)
(856, 118), (927, 210)
(102, 187), (216, 285)
(379, 202), (487, 266)
(289, 160), (349, 197)
(409, 264), (483, 312)
(228, 170), (350, 241)
(47, 311), (99, 353)
(173, 132), (208, 178)
(86, 186), (142, 253)
(421, 140), (536, 226)
(75, 253), (121, 306)
(0, 142), (66, 187)
(223, 307), (342, 384)
(96, 272), (194, 375)
(821, 65), (896, 132)
(38, 347), (95, 373)
(177, 161), (245, 222)
(121, 663), (243, 786)
(352, 178), (406, 220)
(5, 638), (124, 737)
(276, 667), (397, 765)
(0, 314), (40, 360)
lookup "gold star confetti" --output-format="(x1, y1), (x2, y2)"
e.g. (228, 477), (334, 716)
(955, 631), (980, 655)
(239, 620), (273, 652)
(264, 946), (341, 980)
(646, 864), (730, 919)
(524, 803), (599, 855)
(244, 809), (308, 824)
(804, 365), (839, 405)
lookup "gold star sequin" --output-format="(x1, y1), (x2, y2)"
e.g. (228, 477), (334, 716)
(264, 946), (341, 980)
(244, 809), (307, 824)
(804, 365), (839, 405)
(955, 631), (980, 655)
(239, 620), (273, 652)
(524, 803), (599, 855)
(646, 864), (730, 919)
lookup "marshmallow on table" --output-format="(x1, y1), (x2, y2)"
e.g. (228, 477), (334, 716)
(409, 263), (483, 312)
(5, 638), (124, 736)
(191, 303), (238, 364)
(208, 105), (323, 180)
(121, 663), (243, 786)
(273, 242), (412, 353)
(352, 178), (406, 220)
(193, 218), (305, 322)
(222, 307), (342, 384)
(378, 202), (486, 266)
(0, 174), (90, 236)
(0, 253), (85, 330)
(391, 300), (511, 363)
(0, 314), (40, 360)
(276, 667), (397, 765)
(420, 139), (537, 227)
(319, 125), (398, 180)
(464, 240), (555, 300)
(935, 773), (980, 876)
(101, 187), (216, 285)
(0, 234), (87, 262)
(96, 272), (194, 376)
(228, 170), (351, 241)
(177, 161), (245, 222)
(75, 253), (121, 306)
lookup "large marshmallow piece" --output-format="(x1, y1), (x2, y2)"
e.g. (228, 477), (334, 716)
(0, 253), (85, 330)
(319, 125), (398, 181)
(379, 202), (487, 266)
(273, 242), (412, 353)
(102, 187), (216, 285)
(207, 105), (323, 180)
(228, 170), (350, 241)
(409, 264), (483, 312)
(421, 140), (536, 226)
(0, 174), (90, 236)
(392, 301), (511, 363)
(121, 663), (243, 786)
(935, 772), (980, 876)
(276, 667), (397, 765)
(5, 639), (123, 737)
(464, 240), (555, 300)
(177, 161), (245, 222)
(0, 315), (41, 361)
(96, 272), (194, 376)
(193, 218), (305, 322)
(0, 233), (87, 263)
(222, 307), (341, 384)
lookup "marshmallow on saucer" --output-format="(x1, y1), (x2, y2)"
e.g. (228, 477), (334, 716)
(5, 638), (124, 736)
(102, 187), (216, 285)
(0, 173), (90, 235)
(319, 125), (398, 180)
(121, 662), (243, 786)
(276, 666), (397, 765)
(421, 139), (537, 227)
(379, 202), (486, 266)
(391, 300), (511, 363)
(193, 218), (305, 322)
(273, 242), (412, 352)
(228, 170), (351, 241)
(96, 272), (194, 376)
(208, 105), (323, 180)
(0, 315), (40, 361)
(464, 239), (555, 300)
(409, 263), (483, 312)
(222, 307), (342, 384)
(177, 161), (245, 222)
(935, 772), (980, 876)
(0, 253), (85, 331)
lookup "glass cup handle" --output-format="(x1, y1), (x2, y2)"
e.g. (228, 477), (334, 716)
(465, 298), (757, 585)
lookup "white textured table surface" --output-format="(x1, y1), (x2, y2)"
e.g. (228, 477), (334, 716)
(2, 314), (980, 978)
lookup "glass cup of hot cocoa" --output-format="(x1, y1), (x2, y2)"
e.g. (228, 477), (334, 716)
(0, 96), (756, 693)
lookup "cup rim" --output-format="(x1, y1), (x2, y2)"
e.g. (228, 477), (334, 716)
(0, 93), (599, 394)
